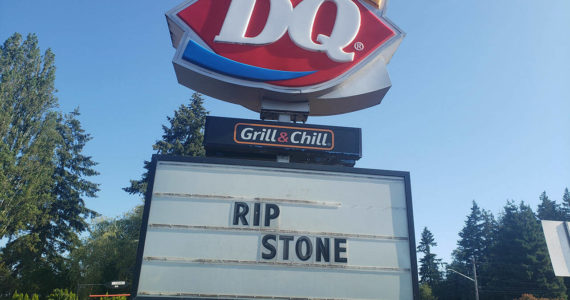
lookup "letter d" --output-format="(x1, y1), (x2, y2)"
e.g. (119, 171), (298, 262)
(215, 0), (293, 45)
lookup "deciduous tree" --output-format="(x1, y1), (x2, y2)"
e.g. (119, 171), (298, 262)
(70, 207), (142, 297)
(0, 33), (98, 296)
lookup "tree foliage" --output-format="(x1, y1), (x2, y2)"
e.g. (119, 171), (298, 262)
(440, 201), (496, 300)
(46, 289), (76, 300)
(453, 201), (496, 267)
(417, 227), (443, 288)
(70, 207), (142, 297)
(124, 92), (207, 196)
(434, 190), (570, 300)
(0, 33), (99, 296)
(70, 94), (208, 296)
(0, 32), (59, 239)
(481, 202), (565, 299)
(10, 292), (39, 300)
(561, 188), (570, 220)
(537, 191), (563, 221)
(419, 283), (438, 300)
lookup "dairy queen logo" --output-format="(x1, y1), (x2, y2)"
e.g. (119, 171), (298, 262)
(166, 0), (404, 115)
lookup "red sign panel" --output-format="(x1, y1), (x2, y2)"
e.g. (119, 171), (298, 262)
(176, 0), (395, 87)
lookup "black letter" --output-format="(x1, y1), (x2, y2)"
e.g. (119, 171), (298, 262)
(264, 203), (280, 226)
(253, 203), (260, 226)
(296, 236), (313, 261)
(279, 235), (294, 260)
(334, 238), (347, 263)
(262, 235), (277, 259)
(316, 237), (330, 262)
(233, 202), (249, 225)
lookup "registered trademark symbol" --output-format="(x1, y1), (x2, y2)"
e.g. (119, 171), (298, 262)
(354, 42), (364, 51)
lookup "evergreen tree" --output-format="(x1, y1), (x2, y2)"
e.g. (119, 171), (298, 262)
(537, 191), (563, 221)
(0, 33), (99, 296)
(417, 227), (443, 288)
(484, 201), (566, 299)
(453, 201), (496, 266)
(443, 201), (496, 300)
(437, 261), (472, 300)
(124, 92), (207, 196)
(562, 188), (570, 221)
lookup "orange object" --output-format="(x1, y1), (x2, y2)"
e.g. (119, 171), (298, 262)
(364, 0), (383, 8)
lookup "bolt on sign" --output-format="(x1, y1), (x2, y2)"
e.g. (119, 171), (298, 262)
(166, 0), (404, 116)
(132, 156), (419, 299)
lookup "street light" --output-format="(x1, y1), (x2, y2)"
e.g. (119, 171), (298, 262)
(447, 257), (480, 300)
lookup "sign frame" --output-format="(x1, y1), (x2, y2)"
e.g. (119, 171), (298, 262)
(132, 155), (419, 299)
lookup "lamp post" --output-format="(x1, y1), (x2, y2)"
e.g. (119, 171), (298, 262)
(448, 257), (479, 300)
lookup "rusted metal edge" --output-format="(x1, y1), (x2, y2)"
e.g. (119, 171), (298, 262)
(152, 192), (342, 208)
(147, 223), (409, 241)
(139, 291), (365, 300)
(143, 256), (411, 273)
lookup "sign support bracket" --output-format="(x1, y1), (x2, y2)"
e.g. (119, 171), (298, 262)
(260, 98), (309, 123)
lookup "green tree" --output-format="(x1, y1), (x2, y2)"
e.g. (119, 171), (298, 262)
(0, 33), (99, 296)
(0, 261), (16, 297)
(417, 227), (443, 288)
(454, 201), (496, 266)
(70, 207), (142, 297)
(441, 201), (496, 300)
(537, 191), (563, 221)
(419, 283), (438, 300)
(561, 188), (570, 221)
(0, 33), (59, 239)
(484, 201), (566, 300)
(74, 94), (208, 293)
(47, 289), (76, 300)
(124, 92), (207, 196)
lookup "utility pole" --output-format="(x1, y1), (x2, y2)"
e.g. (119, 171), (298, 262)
(472, 257), (480, 300)
(448, 258), (479, 300)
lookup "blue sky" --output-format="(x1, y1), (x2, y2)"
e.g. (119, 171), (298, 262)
(1, 0), (569, 262)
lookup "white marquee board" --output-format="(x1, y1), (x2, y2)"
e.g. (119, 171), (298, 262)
(133, 156), (418, 299)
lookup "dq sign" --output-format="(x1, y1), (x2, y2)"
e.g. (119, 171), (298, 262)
(166, 0), (404, 115)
